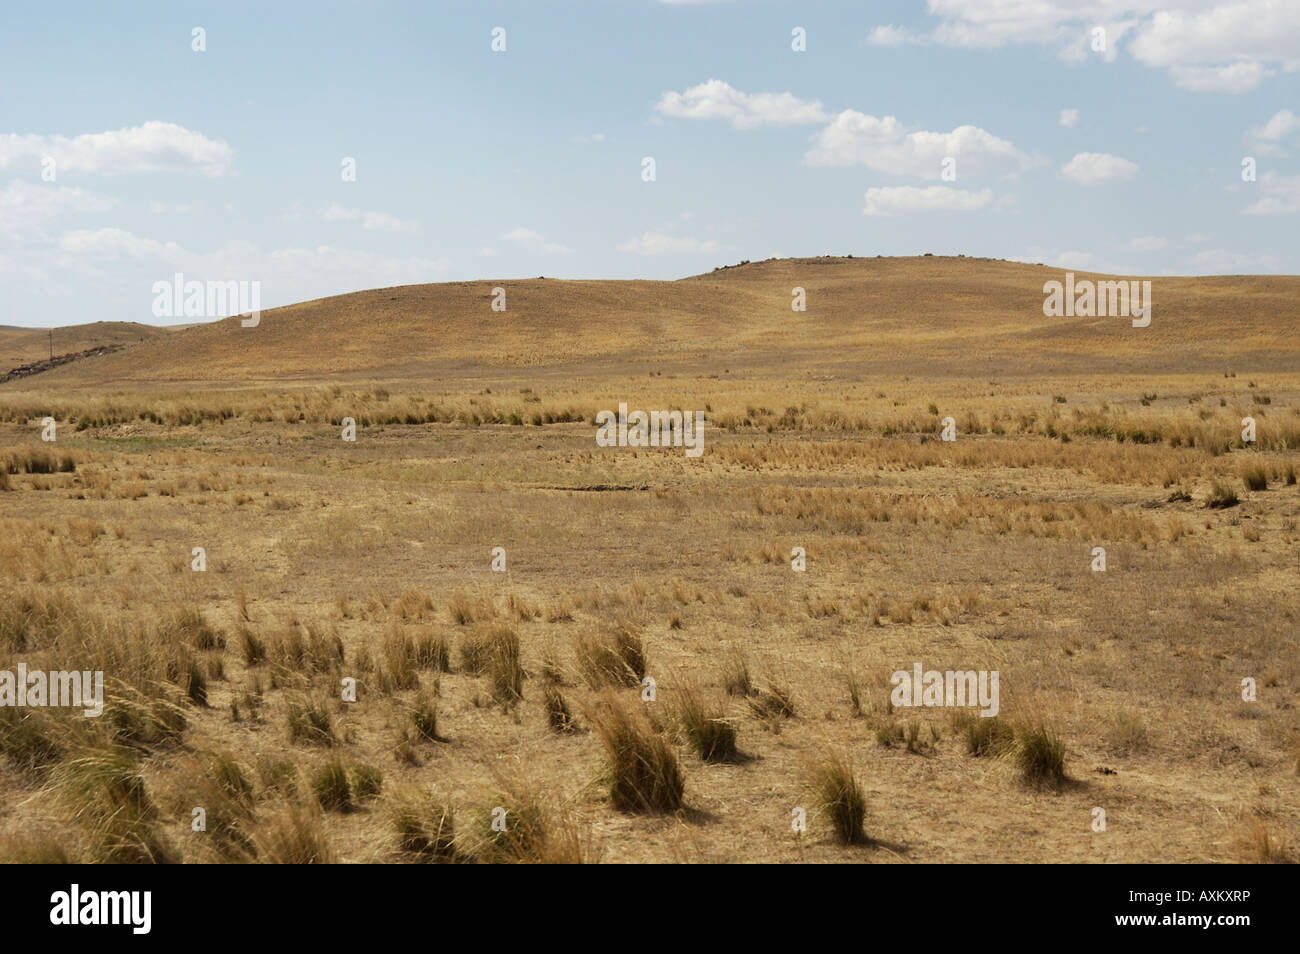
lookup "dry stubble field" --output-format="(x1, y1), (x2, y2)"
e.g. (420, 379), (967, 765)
(1, 257), (1297, 863)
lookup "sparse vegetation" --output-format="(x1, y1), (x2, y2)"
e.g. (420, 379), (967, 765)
(1, 258), (1296, 863)
(811, 753), (867, 845)
(589, 696), (684, 814)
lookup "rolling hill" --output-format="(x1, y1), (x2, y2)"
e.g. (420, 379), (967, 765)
(6, 256), (1299, 389)
(0, 321), (170, 376)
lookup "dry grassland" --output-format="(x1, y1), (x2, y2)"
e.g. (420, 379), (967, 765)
(0, 257), (1296, 864)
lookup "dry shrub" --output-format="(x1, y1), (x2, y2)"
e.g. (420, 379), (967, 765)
(588, 695), (683, 814)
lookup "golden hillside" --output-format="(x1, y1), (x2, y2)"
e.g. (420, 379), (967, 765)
(0, 321), (169, 374)
(20, 256), (1300, 388)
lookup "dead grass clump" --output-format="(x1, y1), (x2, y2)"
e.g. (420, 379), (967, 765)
(1235, 815), (1293, 863)
(48, 744), (178, 864)
(1011, 722), (1067, 786)
(411, 627), (451, 671)
(409, 693), (441, 742)
(310, 757), (353, 813)
(447, 592), (494, 626)
(811, 752), (867, 845)
(675, 687), (738, 762)
(589, 696), (684, 814)
(721, 651), (755, 697)
(1207, 482), (1240, 509)
(287, 698), (335, 746)
(0, 708), (65, 773)
(376, 626), (419, 693)
(951, 711), (1014, 757)
(239, 626), (266, 665)
(389, 786), (456, 861)
(350, 763), (383, 801)
(474, 779), (584, 864)
(748, 678), (796, 720)
(575, 623), (647, 689)
(180, 752), (256, 859)
(253, 798), (335, 863)
(487, 625), (524, 705)
(1241, 465), (1268, 492)
(544, 685), (576, 733)
(458, 624), (498, 674)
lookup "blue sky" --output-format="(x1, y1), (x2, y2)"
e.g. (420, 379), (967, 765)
(2, 0), (1297, 327)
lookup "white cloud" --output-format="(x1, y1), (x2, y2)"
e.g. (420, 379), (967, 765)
(656, 79), (828, 129)
(1190, 247), (1281, 271)
(48, 227), (451, 310)
(806, 110), (1035, 178)
(479, 246), (497, 257)
(320, 203), (418, 233)
(861, 185), (994, 216)
(1168, 60), (1271, 92)
(902, 2), (1299, 93)
(1247, 109), (1299, 156)
(1253, 108), (1300, 141)
(1129, 2), (1300, 90)
(0, 121), (234, 176)
(58, 227), (182, 260)
(1126, 235), (1169, 251)
(617, 231), (718, 255)
(1060, 152), (1139, 185)
(1050, 250), (1101, 269)
(501, 226), (572, 254)
(502, 227), (542, 243)
(0, 179), (116, 241)
(1243, 171), (1300, 214)
(866, 25), (913, 46)
(1059, 108), (1080, 128)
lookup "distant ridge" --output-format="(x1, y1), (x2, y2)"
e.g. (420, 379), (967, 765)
(5, 256), (1297, 388)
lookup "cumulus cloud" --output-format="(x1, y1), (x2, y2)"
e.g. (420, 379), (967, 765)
(0, 121), (234, 176)
(1243, 171), (1300, 214)
(0, 179), (116, 242)
(1128, 2), (1300, 91)
(1060, 152), (1139, 185)
(1168, 60), (1271, 92)
(887, 1), (1299, 93)
(320, 203), (418, 233)
(1247, 109), (1300, 156)
(806, 110), (1035, 178)
(59, 227), (182, 260)
(866, 25), (914, 46)
(47, 227), (451, 312)
(1059, 108), (1080, 128)
(1190, 247), (1282, 271)
(1252, 108), (1300, 142)
(617, 231), (718, 255)
(1126, 235), (1169, 251)
(501, 226), (572, 254)
(861, 185), (994, 216)
(655, 79), (828, 129)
